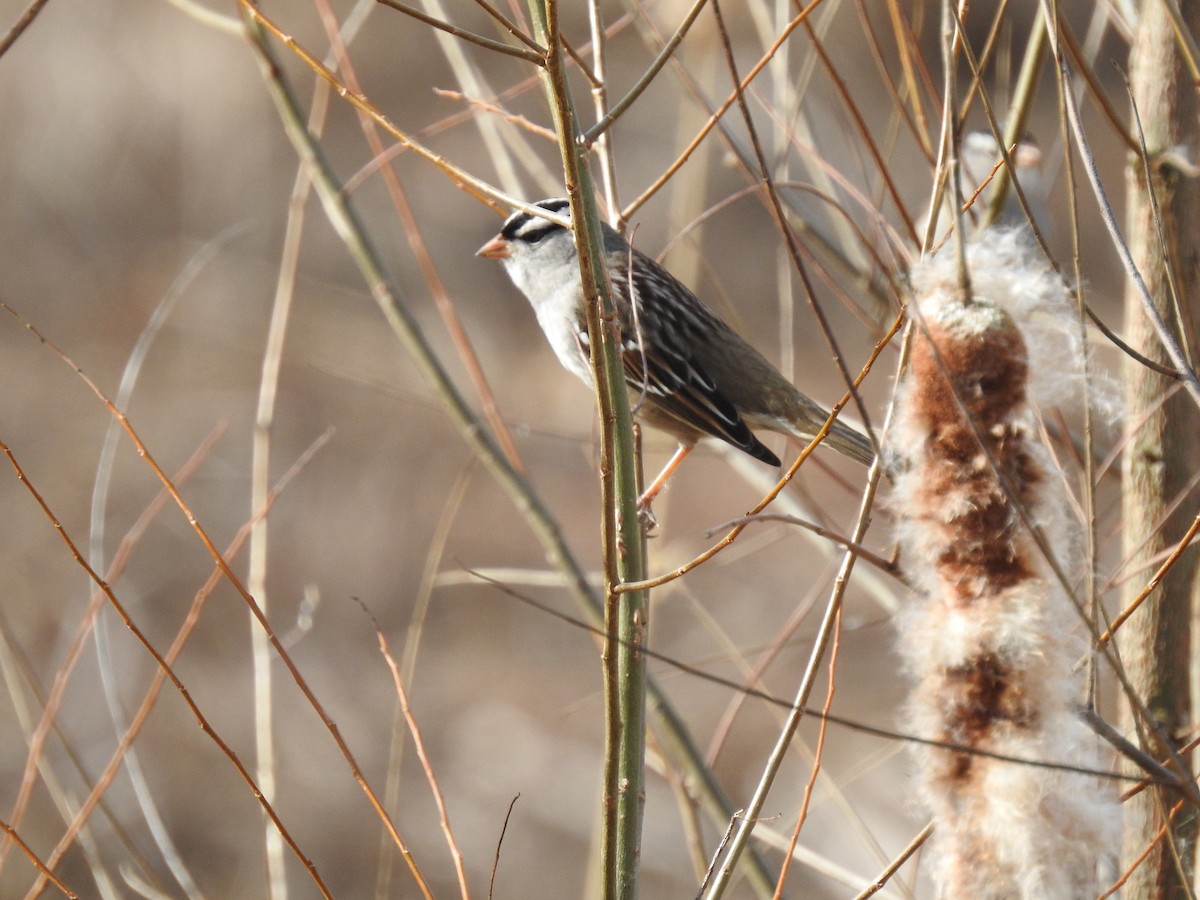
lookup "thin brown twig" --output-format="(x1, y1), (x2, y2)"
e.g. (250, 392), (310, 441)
(660, 753), (708, 881)
(0, 436), (332, 898)
(697, 813), (742, 897)
(35, 430), (333, 892)
(616, 311), (902, 595)
(984, 7), (1049, 230)
(0, 608), (159, 889)
(714, 2), (880, 454)
(853, 823), (934, 899)
(356, 599), (470, 899)
(1115, 733), (1200, 804)
(621, 0), (825, 222)
(626, 7), (906, 311)
(1105, 517), (1200, 591)
(651, 509), (829, 891)
(1091, 311), (1184, 378)
(1108, 540), (1200, 589)
(1058, 53), (1200, 404)
(488, 794), (519, 900)
(702, 574), (831, 769)
(378, 460), (476, 898)
(700, 423), (887, 896)
(1098, 507), (1200, 646)
(320, 2), (529, 477)
(698, 17), (891, 864)
(773, 606), (841, 898)
(1096, 380), (1182, 481)
(559, 33), (601, 88)
(239, 1), (533, 216)
(584, 0), (616, 209)
(883, 0), (934, 154)
(703, 513), (902, 581)
(0, 423), (226, 874)
(344, 9), (644, 197)
(376, 0), (545, 63)
(481, 571), (1150, 783)
(1057, 14), (1138, 153)
(800, 17), (918, 245)
(470, 0), (543, 53)
(0, 298), (431, 896)
(433, 89), (557, 140)
(1099, 799), (1187, 898)
(952, 0), (1013, 125)
(748, 127), (910, 272)
(947, 6), (1052, 251)
(926, 144), (1022, 255)
(582, 0), (711, 143)
(0, 0), (50, 60)
(0, 816), (75, 899)
(1101, 467), (1200, 590)
(853, 0), (935, 166)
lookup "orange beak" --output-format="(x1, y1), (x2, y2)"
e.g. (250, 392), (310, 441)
(476, 234), (510, 259)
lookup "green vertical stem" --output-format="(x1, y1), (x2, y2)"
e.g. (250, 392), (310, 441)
(244, 4), (785, 892)
(526, 2), (649, 896)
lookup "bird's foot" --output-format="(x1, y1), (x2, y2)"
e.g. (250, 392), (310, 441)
(636, 501), (659, 535)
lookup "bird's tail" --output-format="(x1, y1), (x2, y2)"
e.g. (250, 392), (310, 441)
(785, 400), (875, 466)
(821, 418), (875, 466)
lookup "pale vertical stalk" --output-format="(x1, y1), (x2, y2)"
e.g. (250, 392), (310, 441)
(699, 465), (884, 899)
(768, 3), (862, 273)
(250, 65), (332, 900)
(88, 233), (240, 899)
(418, 0), (545, 197)
(586, 0), (618, 214)
(1053, 22), (1101, 710)
(0, 629), (121, 898)
(772, 0), (794, 380)
(377, 464), (474, 899)
(942, 0), (971, 302)
(1120, 1), (1200, 895)
(251, 152), (309, 900)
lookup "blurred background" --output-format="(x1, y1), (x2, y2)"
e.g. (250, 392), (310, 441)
(0, 0), (1139, 896)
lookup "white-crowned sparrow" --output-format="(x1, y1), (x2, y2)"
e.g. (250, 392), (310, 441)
(477, 198), (873, 504)
(920, 132), (1047, 237)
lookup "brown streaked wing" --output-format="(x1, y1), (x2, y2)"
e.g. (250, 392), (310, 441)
(606, 251), (781, 466)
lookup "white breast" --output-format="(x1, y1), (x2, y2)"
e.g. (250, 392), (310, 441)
(503, 251), (594, 385)
(531, 283), (593, 385)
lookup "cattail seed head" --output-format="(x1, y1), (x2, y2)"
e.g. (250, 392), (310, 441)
(891, 234), (1119, 899)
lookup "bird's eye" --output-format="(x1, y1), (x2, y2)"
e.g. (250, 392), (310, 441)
(524, 228), (549, 244)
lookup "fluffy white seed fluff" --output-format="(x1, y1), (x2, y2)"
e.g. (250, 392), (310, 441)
(890, 233), (1120, 899)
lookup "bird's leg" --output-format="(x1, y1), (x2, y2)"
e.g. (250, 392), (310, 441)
(637, 444), (693, 512)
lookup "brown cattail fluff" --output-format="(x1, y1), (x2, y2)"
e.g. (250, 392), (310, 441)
(891, 238), (1118, 899)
